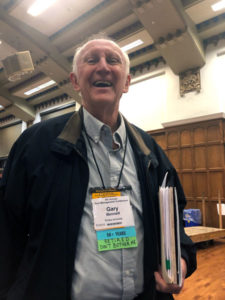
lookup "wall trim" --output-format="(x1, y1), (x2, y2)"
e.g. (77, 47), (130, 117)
(40, 102), (75, 117)
(131, 70), (165, 85)
(0, 120), (22, 130)
(161, 112), (225, 128)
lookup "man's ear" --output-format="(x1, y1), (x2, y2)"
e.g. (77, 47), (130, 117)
(123, 74), (131, 93)
(70, 72), (80, 91)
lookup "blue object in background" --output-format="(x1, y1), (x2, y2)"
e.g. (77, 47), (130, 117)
(183, 209), (201, 227)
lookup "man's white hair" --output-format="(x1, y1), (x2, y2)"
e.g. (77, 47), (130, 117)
(72, 36), (130, 76)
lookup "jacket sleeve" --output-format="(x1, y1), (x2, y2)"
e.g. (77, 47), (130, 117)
(159, 150), (196, 278)
(130, 125), (197, 279)
(0, 140), (28, 299)
(147, 134), (197, 279)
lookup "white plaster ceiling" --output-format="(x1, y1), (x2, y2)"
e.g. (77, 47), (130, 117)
(9, 0), (104, 36)
(0, 0), (225, 125)
(186, 0), (225, 24)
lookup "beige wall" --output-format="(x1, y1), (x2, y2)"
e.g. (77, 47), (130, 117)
(0, 106), (76, 157)
(0, 107), (75, 157)
(120, 39), (225, 131)
(0, 123), (22, 157)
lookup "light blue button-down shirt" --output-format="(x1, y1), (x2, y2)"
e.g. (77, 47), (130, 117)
(71, 108), (144, 300)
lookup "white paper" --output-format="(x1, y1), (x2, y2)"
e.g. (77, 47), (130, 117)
(92, 195), (135, 230)
(217, 203), (225, 216)
(159, 172), (182, 285)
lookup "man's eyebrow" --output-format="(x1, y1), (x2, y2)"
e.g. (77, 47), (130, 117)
(106, 51), (123, 60)
(108, 52), (121, 57)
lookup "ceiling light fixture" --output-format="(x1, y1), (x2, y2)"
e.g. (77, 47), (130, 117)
(211, 0), (225, 11)
(27, 0), (57, 17)
(0, 105), (4, 109)
(121, 39), (144, 52)
(24, 80), (56, 96)
(2, 51), (34, 82)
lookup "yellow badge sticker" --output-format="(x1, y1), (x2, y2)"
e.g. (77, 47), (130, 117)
(92, 191), (121, 199)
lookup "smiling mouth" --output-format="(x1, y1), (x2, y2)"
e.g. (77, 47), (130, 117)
(93, 81), (112, 87)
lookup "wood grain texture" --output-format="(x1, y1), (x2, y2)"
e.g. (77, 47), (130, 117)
(185, 226), (225, 243)
(149, 118), (225, 228)
(174, 239), (225, 300)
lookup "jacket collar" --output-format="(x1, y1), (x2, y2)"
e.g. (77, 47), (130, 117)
(52, 107), (158, 167)
(50, 110), (83, 156)
(124, 118), (151, 157)
(124, 118), (159, 168)
(58, 110), (82, 145)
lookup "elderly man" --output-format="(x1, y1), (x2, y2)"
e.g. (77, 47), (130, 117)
(0, 38), (196, 300)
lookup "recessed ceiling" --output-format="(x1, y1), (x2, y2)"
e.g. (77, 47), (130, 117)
(12, 76), (57, 98)
(118, 29), (154, 54)
(0, 0), (225, 127)
(186, 0), (225, 24)
(9, 0), (104, 36)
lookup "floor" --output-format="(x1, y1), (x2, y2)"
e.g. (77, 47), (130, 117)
(174, 239), (225, 300)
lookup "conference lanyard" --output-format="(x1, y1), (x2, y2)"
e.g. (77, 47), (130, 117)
(83, 125), (128, 190)
(83, 124), (138, 252)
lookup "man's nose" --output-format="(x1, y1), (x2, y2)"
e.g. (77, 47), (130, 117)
(96, 58), (110, 73)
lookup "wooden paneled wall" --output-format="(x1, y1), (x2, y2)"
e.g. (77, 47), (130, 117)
(149, 119), (225, 228)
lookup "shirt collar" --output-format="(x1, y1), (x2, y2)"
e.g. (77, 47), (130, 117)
(83, 107), (126, 149)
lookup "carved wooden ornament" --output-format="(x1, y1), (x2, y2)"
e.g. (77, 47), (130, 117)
(179, 69), (201, 97)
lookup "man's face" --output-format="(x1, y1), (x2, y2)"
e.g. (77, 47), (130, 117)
(70, 40), (130, 112)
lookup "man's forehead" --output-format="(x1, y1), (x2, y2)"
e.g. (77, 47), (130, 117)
(80, 40), (123, 58)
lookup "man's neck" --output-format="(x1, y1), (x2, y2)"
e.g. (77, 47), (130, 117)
(83, 104), (120, 132)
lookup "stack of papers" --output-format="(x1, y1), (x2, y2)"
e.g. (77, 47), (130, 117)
(158, 173), (182, 286)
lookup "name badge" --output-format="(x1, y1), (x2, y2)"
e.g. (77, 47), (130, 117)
(92, 195), (135, 230)
(91, 191), (138, 251)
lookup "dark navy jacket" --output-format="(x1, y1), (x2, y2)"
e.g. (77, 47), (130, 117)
(0, 110), (196, 300)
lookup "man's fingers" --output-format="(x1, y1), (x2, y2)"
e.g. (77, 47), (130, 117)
(154, 271), (183, 294)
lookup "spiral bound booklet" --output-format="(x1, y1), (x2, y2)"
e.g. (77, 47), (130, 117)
(158, 173), (182, 286)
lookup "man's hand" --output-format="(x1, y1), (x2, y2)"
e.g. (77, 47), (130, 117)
(154, 258), (187, 294)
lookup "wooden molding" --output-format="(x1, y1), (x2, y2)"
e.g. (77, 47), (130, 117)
(161, 112), (225, 128)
